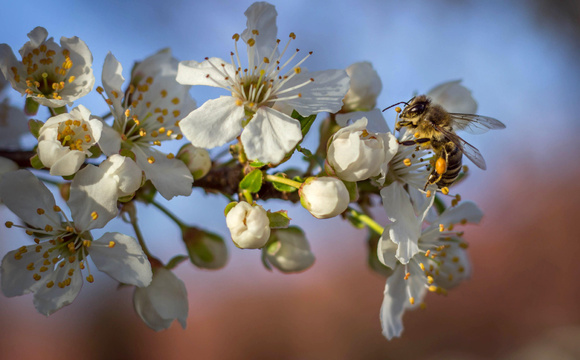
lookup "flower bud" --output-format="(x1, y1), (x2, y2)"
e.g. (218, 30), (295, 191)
(226, 202), (270, 249)
(264, 227), (315, 273)
(177, 144), (211, 180)
(341, 62), (382, 113)
(182, 227), (228, 269)
(37, 105), (102, 176)
(299, 177), (349, 219)
(326, 117), (396, 182)
(99, 154), (143, 197)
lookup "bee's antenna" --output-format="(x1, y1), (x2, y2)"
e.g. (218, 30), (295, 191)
(382, 101), (409, 112)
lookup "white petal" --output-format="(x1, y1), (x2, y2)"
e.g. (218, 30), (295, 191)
(408, 186), (435, 223)
(102, 53), (126, 121)
(427, 80), (477, 114)
(48, 149), (86, 176)
(241, 2), (279, 62)
(100, 154), (142, 197)
(241, 107), (302, 164)
(179, 96), (244, 148)
(90, 232), (152, 287)
(1, 243), (52, 297)
(279, 69), (350, 115)
(69, 165), (119, 231)
(0, 104), (29, 149)
(0, 170), (59, 229)
(381, 183), (421, 263)
(98, 123), (122, 156)
(133, 268), (188, 331)
(430, 201), (483, 230)
(335, 108), (391, 133)
(26, 27), (48, 48)
(33, 261), (83, 316)
(176, 58), (235, 88)
(380, 266), (407, 340)
(134, 147), (193, 200)
(377, 232), (398, 269)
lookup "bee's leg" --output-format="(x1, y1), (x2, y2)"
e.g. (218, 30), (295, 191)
(398, 138), (431, 146)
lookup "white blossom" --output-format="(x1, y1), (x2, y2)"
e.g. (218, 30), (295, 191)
(177, 144), (212, 180)
(176, 2), (349, 164)
(341, 61), (382, 113)
(327, 117), (397, 182)
(37, 105), (102, 176)
(133, 267), (188, 331)
(98, 50), (196, 200)
(300, 177), (349, 219)
(0, 170), (152, 315)
(226, 202), (270, 249)
(378, 201), (483, 339)
(0, 27), (94, 108)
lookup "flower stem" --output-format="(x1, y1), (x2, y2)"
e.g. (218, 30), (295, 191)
(150, 200), (187, 231)
(242, 189), (253, 204)
(127, 206), (154, 259)
(347, 207), (384, 235)
(264, 174), (303, 189)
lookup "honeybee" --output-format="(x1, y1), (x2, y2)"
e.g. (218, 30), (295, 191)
(387, 95), (505, 190)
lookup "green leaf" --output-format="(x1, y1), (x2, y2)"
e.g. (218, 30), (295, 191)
(166, 255), (188, 270)
(296, 145), (313, 157)
(239, 169), (263, 193)
(224, 202), (238, 216)
(28, 119), (44, 139)
(267, 210), (291, 229)
(291, 110), (317, 138)
(30, 154), (44, 169)
(24, 98), (40, 116)
(249, 160), (266, 168)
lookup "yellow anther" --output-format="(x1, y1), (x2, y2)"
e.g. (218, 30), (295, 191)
(439, 224), (445, 232)
(151, 131), (159, 138)
(35, 246), (42, 253)
(33, 273), (41, 281)
(53, 205), (61, 212)
(166, 130), (173, 137)
(68, 269), (74, 276)
(147, 156), (155, 164)
(419, 263), (425, 271)
(27, 263), (35, 271)
(176, 134), (183, 140)
(34, 238), (40, 244)
(409, 297), (415, 305)
(91, 211), (98, 220)
(403, 158), (412, 166)
(452, 256), (459, 263)
(14, 253), (22, 260)
(108, 241), (116, 248)
(289, 32), (296, 39)
(39, 266), (48, 273)
(247, 38), (256, 47)
(5, 221), (13, 228)
(428, 285), (438, 292)
(235, 99), (244, 106)
(66, 226), (75, 233)
(171, 97), (180, 105)
(96, 86), (104, 94)
(68, 255), (76, 263)
(294, 67), (302, 74)
(414, 132), (420, 138)
(80, 262), (85, 270)
(45, 225), (53, 232)
(441, 187), (449, 195)
(462, 165), (469, 172)
(106, 99), (113, 105)
(26, 230), (33, 235)
(451, 199), (458, 207)
(395, 106), (402, 113)
(404, 272), (410, 280)
(43, 259), (50, 266)
(426, 190), (432, 198)
(427, 276), (434, 284)
(160, 89), (168, 98)
(459, 242), (468, 249)
(458, 266), (465, 273)
(166, 153), (175, 159)
(83, 240), (91, 248)
(139, 128), (147, 137)
(124, 109), (131, 118)
(153, 140), (161, 146)
(172, 110), (180, 118)
(425, 250), (431, 257)
(86, 275), (94, 283)
(146, 76), (153, 84)
(67, 243), (75, 252)
(232, 33), (240, 41)
(58, 282), (65, 288)
(68, 76), (76, 83)
(156, 116), (164, 123)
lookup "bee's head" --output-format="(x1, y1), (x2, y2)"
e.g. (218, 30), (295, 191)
(396, 95), (430, 130)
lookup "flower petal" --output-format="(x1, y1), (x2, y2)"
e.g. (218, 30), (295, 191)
(377, 233), (398, 269)
(179, 96), (244, 148)
(176, 58), (235, 88)
(68, 165), (119, 231)
(241, 107), (302, 164)
(427, 80), (477, 114)
(90, 232), (152, 287)
(380, 266), (407, 340)
(134, 147), (193, 200)
(0, 170), (59, 229)
(32, 261), (83, 316)
(241, 2), (279, 62)
(1, 243), (52, 297)
(102, 53), (126, 121)
(335, 108), (391, 133)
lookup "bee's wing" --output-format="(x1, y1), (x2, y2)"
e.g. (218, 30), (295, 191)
(449, 113), (506, 135)
(435, 125), (487, 170)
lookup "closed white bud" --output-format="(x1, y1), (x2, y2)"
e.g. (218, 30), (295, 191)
(99, 154), (142, 197)
(264, 227), (315, 273)
(342, 62), (382, 113)
(177, 144), (212, 180)
(327, 117), (396, 182)
(226, 202), (270, 249)
(299, 177), (349, 219)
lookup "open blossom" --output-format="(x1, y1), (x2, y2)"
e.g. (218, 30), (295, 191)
(0, 170), (152, 315)
(378, 201), (483, 340)
(300, 177), (350, 219)
(98, 50), (196, 200)
(176, 2), (349, 164)
(326, 117), (397, 182)
(0, 27), (94, 108)
(133, 267), (188, 331)
(37, 105), (102, 176)
(226, 202), (270, 249)
(98, 154), (142, 198)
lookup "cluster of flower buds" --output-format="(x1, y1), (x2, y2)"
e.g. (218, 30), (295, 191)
(0, 1), (499, 339)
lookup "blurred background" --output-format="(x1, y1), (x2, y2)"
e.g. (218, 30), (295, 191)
(1, 0), (579, 359)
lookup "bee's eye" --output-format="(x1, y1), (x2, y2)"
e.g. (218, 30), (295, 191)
(410, 104), (425, 114)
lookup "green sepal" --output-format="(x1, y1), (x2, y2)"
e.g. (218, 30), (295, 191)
(166, 255), (188, 270)
(24, 98), (40, 116)
(52, 106), (67, 115)
(119, 148), (136, 162)
(88, 145), (102, 158)
(291, 110), (317, 138)
(239, 169), (263, 193)
(224, 202), (238, 216)
(61, 174), (75, 181)
(29, 154), (44, 169)
(296, 145), (313, 158)
(343, 180), (359, 202)
(267, 210), (291, 229)
(118, 194), (135, 203)
(249, 160), (266, 168)
(28, 119), (44, 139)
